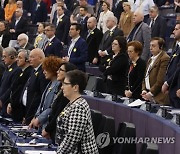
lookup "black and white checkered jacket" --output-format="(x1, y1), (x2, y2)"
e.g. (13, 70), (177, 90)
(56, 97), (99, 154)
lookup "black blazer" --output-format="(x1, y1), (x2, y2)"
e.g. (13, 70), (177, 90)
(9, 66), (33, 122)
(0, 62), (21, 115)
(147, 15), (166, 39)
(99, 26), (124, 54)
(0, 7), (4, 20)
(0, 32), (11, 48)
(100, 52), (129, 95)
(10, 17), (28, 40)
(23, 66), (49, 124)
(77, 16), (89, 39)
(127, 58), (146, 99)
(44, 37), (63, 57)
(85, 28), (103, 63)
(53, 14), (70, 45)
(32, 1), (48, 24)
(45, 84), (69, 141)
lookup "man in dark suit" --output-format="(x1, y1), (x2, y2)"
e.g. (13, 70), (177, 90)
(43, 24), (63, 57)
(162, 23), (180, 108)
(147, 6), (166, 39)
(52, 5), (70, 46)
(11, 0), (28, 22)
(77, 6), (89, 39)
(9, 8), (28, 40)
(21, 48), (49, 124)
(17, 33), (34, 50)
(98, 16), (124, 63)
(0, 47), (21, 116)
(63, 23), (88, 72)
(6, 49), (33, 122)
(85, 17), (103, 64)
(31, 0), (48, 24)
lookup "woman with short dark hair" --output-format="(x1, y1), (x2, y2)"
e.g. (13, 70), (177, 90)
(125, 41), (146, 99)
(100, 36), (129, 96)
(56, 70), (98, 153)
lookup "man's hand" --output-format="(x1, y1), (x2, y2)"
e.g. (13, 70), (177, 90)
(162, 83), (169, 94)
(42, 129), (51, 140)
(92, 58), (98, 64)
(62, 56), (69, 62)
(7, 103), (12, 115)
(125, 90), (132, 98)
(9, 29), (15, 33)
(176, 89), (180, 98)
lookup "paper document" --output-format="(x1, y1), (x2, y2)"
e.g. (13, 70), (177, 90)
(25, 150), (56, 154)
(128, 99), (146, 107)
(16, 143), (49, 147)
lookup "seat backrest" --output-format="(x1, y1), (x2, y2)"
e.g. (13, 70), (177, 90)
(113, 122), (136, 154)
(140, 143), (159, 154)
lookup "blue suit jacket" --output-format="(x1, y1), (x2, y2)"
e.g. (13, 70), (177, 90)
(44, 37), (63, 57)
(35, 80), (60, 127)
(68, 37), (88, 71)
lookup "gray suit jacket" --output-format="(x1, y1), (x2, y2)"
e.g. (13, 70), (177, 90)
(128, 22), (151, 61)
(35, 80), (60, 126)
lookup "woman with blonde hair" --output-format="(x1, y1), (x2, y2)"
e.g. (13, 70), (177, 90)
(118, 2), (134, 37)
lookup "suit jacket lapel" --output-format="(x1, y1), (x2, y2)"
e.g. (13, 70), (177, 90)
(133, 22), (143, 40)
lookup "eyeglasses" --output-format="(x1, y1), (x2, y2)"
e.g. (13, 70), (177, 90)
(62, 81), (71, 86)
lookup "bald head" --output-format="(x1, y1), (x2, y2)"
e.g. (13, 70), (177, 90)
(133, 10), (144, 24)
(87, 17), (97, 30)
(29, 48), (45, 68)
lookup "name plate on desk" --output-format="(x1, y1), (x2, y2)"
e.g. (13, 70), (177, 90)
(16, 143), (49, 147)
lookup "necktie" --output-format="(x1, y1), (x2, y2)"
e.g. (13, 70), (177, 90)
(151, 19), (154, 28)
(104, 30), (110, 41)
(43, 40), (50, 51)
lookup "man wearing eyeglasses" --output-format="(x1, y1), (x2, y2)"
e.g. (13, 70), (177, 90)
(43, 24), (63, 57)
(17, 33), (34, 51)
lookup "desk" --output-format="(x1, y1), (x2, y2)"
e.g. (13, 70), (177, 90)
(0, 124), (56, 154)
(83, 95), (180, 154)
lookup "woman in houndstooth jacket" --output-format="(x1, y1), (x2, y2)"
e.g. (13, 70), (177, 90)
(56, 70), (99, 154)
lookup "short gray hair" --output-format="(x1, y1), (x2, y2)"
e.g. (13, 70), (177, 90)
(3, 47), (17, 57)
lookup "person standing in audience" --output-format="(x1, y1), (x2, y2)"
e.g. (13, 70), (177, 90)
(17, 33), (34, 50)
(0, 47), (21, 117)
(4, 0), (17, 22)
(42, 62), (76, 141)
(0, 21), (11, 48)
(6, 49), (33, 122)
(31, 0), (48, 24)
(98, 15), (124, 65)
(133, 0), (155, 23)
(147, 6), (166, 39)
(56, 70), (98, 153)
(34, 22), (48, 49)
(118, 2), (134, 37)
(29, 56), (62, 130)
(99, 36), (129, 96)
(0, 45), (5, 82)
(43, 24), (63, 57)
(162, 23), (180, 108)
(176, 65), (180, 98)
(142, 37), (170, 105)
(9, 8), (28, 40)
(52, 5), (70, 46)
(71, 0), (94, 22)
(63, 23), (88, 72)
(97, 1), (114, 33)
(0, 6), (5, 20)
(21, 48), (49, 124)
(127, 10), (151, 61)
(125, 41), (146, 99)
(85, 17), (103, 65)
(77, 6), (89, 38)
